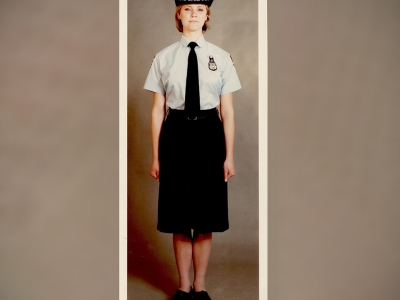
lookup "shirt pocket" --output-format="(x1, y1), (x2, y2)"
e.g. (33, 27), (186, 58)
(199, 62), (223, 96)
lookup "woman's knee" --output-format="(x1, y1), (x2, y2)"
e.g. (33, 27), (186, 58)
(193, 231), (212, 241)
(173, 231), (192, 242)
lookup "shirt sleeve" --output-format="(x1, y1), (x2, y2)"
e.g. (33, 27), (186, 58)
(143, 55), (165, 94)
(220, 53), (242, 95)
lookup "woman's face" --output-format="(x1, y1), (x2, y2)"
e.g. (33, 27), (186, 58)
(178, 5), (208, 33)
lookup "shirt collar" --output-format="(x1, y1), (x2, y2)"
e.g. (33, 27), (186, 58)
(179, 35), (206, 48)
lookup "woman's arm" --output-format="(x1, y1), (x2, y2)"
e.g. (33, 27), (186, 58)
(149, 92), (166, 181)
(220, 93), (235, 182)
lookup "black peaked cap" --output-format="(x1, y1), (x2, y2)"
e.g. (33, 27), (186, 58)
(175, 0), (213, 7)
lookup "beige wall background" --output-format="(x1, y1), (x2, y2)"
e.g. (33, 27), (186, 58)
(127, 0), (259, 290)
(0, 0), (119, 299)
(269, 0), (400, 299)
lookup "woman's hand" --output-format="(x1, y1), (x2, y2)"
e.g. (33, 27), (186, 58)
(220, 93), (235, 182)
(150, 159), (160, 181)
(150, 92), (166, 182)
(224, 158), (235, 182)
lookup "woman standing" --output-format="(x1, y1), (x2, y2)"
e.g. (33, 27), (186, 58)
(144, 1), (241, 299)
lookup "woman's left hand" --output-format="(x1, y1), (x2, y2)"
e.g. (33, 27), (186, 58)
(224, 158), (235, 182)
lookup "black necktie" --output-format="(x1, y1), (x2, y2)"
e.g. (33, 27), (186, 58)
(185, 42), (200, 113)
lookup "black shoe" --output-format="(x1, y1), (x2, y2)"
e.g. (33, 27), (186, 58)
(193, 291), (212, 300)
(171, 289), (192, 300)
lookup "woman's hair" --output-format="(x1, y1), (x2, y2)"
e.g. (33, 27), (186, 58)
(175, 5), (211, 33)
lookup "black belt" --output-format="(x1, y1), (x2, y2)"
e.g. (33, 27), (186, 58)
(166, 108), (219, 121)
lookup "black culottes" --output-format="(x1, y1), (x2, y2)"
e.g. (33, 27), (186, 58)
(157, 108), (228, 234)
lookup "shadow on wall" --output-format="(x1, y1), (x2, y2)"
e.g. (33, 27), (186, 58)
(127, 95), (177, 298)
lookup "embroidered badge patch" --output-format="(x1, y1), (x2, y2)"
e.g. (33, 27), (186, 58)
(208, 55), (217, 71)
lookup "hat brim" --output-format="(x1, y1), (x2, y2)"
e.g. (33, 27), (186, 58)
(175, 1), (213, 7)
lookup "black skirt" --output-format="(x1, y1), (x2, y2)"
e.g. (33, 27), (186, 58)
(157, 108), (229, 234)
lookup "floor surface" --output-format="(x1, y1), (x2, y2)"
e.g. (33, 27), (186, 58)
(128, 262), (258, 300)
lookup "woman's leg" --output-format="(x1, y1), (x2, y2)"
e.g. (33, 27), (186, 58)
(192, 232), (212, 292)
(173, 233), (193, 292)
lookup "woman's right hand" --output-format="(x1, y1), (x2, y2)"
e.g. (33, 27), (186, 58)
(149, 159), (160, 181)
(149, 93), (165, 182)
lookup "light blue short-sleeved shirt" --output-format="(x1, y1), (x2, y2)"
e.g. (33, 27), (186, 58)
(143, 35), (241, 110)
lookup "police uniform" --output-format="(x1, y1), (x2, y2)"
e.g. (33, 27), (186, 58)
(144, 26), (241, 234)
